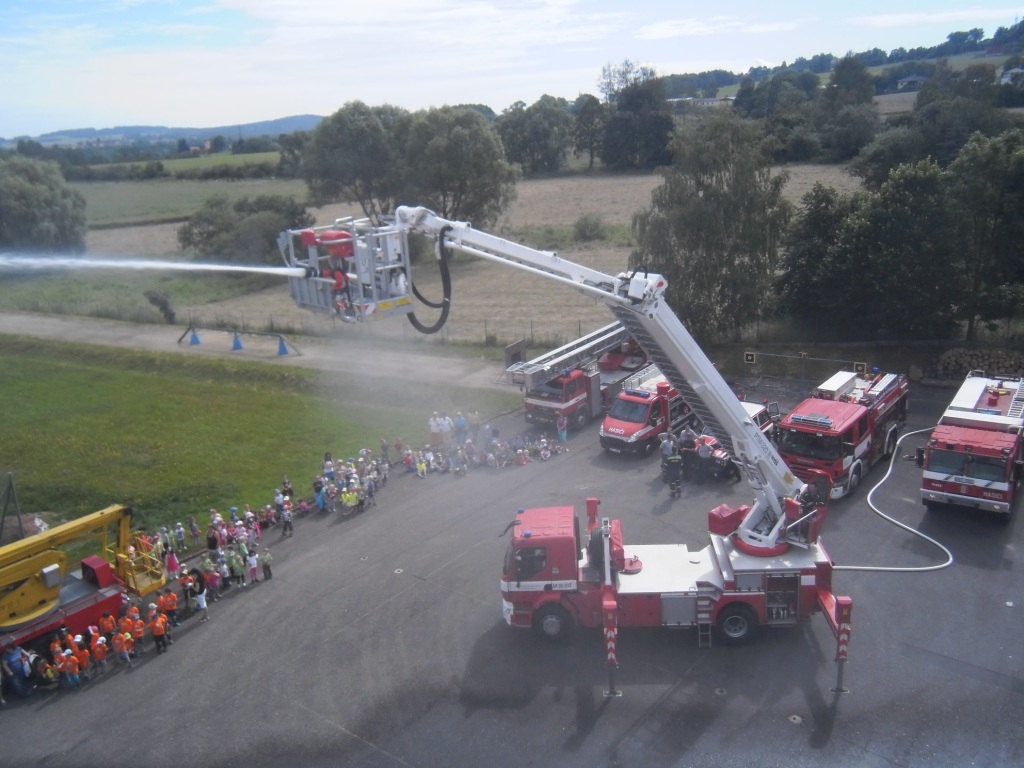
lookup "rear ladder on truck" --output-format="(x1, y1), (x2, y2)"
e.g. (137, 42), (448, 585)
(506, 322), (631, 390)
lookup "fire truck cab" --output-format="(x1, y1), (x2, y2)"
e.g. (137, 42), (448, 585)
(599, 366), (696, 455)
(919, 371), (1024, 518)
(778, 369), (909, 499)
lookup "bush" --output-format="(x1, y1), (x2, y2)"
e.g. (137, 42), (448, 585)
(573, 213), (608, 242)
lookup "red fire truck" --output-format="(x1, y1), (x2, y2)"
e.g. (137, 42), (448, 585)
(919, 371), (1024, 518)
(598, 366), (696, 455)
(777, 369), (909, 499)
(502, 492), (848, 648)
(508, 324), (647, 430)
(283, 206), (854, 670)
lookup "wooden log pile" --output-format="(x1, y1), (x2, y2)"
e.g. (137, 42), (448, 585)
(928, 348), (1024, 380)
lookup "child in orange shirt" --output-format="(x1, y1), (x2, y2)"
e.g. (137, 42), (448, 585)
(72, 638), (92, 682)
(133, 616), (146, 655)
(90, 636), (109, 675)
(111, 633), (133, 668)
(62, 650), (81, 689)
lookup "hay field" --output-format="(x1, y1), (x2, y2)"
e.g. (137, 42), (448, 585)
(85, 166), (863, 346)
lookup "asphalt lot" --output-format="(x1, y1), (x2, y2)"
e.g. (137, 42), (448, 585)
(2, 377), (1022, 768)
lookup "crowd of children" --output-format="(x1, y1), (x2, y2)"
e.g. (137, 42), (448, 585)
(395, 427), (566, 477)
(2, 411), (566, 704)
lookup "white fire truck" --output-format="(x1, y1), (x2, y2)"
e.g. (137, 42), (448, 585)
(919, 371), (1024, 518)
(777, 369), (909, 499)
(280, 208), (853, 668)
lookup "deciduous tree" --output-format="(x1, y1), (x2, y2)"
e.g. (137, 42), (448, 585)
(177, 194), (313, 263)
(0, 156), (86, 252)
(404, 106), (517, 227)
(572, 94), (605, 170)
(945, 129), (1024, 340)
(631, 111), (791, 341)
(301, 101), (411, 222)
(494, 96), (574, 175)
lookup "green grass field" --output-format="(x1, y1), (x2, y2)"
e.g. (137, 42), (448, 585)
(0, 336), (519, 531)
(159, 151), (280, 172)
(74, 178), (308, 227)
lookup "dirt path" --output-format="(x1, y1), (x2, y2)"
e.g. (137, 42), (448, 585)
(0, 311), (510, 390)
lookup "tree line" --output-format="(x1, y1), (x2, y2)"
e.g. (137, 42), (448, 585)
(3, 21), (1024, 345)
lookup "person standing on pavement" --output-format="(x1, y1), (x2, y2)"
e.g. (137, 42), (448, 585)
(556, 412), (569, 451)
(90, 636), (109, 676)
(192, 568), (210, 623)
(665, 446), (683, 498)
(148, 610), (169, 654)
(159, 588), (181, 628)
(98, 611), (116, 643)
(679, 425), (699, 482)
(429, 413), (441, 448)
(697, 437), (713, 484)
(660, 431), (675, 463)
(280, 502), (293, 537)
(440, 412), (454, 450)
(1, 642), (32, 699)
(259, 548), (273, 581)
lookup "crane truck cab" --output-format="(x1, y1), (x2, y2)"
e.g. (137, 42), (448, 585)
(501, 492), (848, 650)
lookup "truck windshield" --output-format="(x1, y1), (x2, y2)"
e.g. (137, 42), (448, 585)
(502, 542), (515, 579)
(533, 381), (563, 398)
(608, 399), (650, 424)
(779, 430), (842, 461)
(927, 449), (965, 476)
(928, 449), (1008, 482)
(968, 455), (1008, 482)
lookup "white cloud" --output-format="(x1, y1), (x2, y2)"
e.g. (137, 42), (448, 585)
(846, 8), (1021, 29)
(637, 14), (805, 41)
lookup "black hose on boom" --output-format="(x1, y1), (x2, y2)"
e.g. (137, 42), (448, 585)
(406, 224), (453, 335)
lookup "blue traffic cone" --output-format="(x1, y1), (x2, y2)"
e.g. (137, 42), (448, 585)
(189, 329), (200, 346)
(277, 336), (289, 356)
(232, 334), (243, 351)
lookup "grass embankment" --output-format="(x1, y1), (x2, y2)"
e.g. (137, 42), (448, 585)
(0, 337), (519, 531)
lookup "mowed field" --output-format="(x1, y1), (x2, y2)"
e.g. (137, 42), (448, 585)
(83, 165), (863, 345)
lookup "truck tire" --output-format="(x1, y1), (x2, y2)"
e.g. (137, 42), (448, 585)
(716, 603), (758, 645)
(884, 432), (897, 459)
(533, 604), (573, 641)
(572, 408), (590, 431)
(848, 465), (862, 495)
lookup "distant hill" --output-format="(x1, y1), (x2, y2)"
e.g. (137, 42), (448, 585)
(18, 115), (323, 146)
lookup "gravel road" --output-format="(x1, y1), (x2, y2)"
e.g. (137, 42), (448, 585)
(0, 310), (509, 390)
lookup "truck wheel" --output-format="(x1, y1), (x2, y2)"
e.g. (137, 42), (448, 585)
(573, 408), (590, 431)
(848, 465), (862, 495)
(884, 433), (897, 459)
(716, 603), (758, 645)
(533, 604), (573, 641)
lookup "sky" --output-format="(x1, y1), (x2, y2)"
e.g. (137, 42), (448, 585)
(1, 1), (1022, 138)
